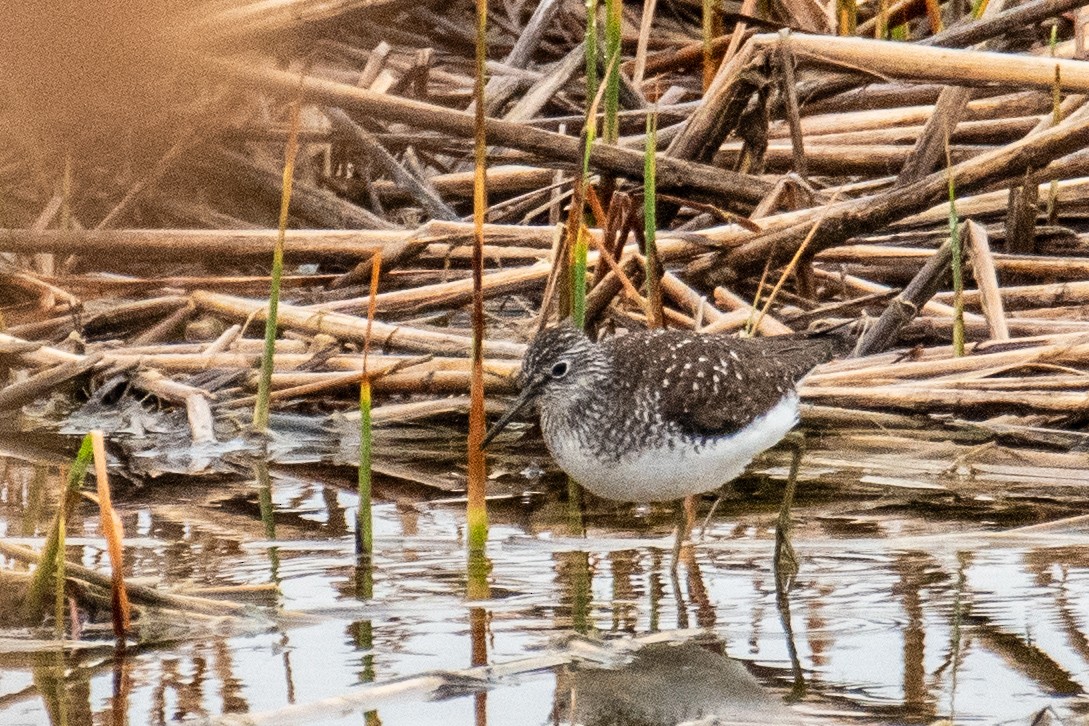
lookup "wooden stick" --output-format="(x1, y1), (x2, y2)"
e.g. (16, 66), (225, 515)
(750, 32), (1089, 92)
(191, 291), (527, 358)
(963, 221), (1010, 341)
(214, 60), (774, 209)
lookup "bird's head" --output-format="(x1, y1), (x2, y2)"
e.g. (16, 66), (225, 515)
(481, 323), (605, 448)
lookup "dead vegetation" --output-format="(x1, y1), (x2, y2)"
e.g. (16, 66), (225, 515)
(1, 0), (1089, 501)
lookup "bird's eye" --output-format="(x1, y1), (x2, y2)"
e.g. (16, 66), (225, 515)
(550, 361), (569, 379)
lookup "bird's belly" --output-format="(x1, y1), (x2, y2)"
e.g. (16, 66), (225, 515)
(546, 395), (800, 503)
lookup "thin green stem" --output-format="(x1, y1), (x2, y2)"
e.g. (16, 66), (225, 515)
(27, 433), (93, 621)
(357, 379), (374, 556)
(572, 228), (589, 328)
(603, 0), (621, 143)
(467, 0), (490, 556)
(644, 107), (661, 327)
(254, 92), (302, 432)
(585, 0), (599, 106)
(946, 136), (964, 357)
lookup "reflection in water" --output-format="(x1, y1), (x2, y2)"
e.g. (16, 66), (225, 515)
(556, 550), (593, 634)
(774, 563), (805, 700)
(670, 565), (688, 630)
(468, 549), (491, 726)
(112, 648), (133, 724)
(894, 551), (932, 718)
(253, 461), (280, 583)
(683, 546), (716, 629)
(4, 450), (1089, 724)
(609, 550), (638, 633)
(648, 549), (664, 633)
(946, 551), (969, 722)
(556, 642), (796, 726)
(804, 582), (833, 670)
(211, 637), (246, 714)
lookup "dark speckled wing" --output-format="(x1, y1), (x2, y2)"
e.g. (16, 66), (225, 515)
(606, 330), (842, 438)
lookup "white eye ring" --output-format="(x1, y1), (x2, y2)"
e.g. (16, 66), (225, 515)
(550, 361), (569, 378)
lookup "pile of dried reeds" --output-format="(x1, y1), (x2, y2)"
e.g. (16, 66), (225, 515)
(2, 0), (1089, 473)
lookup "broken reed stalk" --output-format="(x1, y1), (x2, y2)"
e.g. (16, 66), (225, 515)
(644, 107), (662, 328)
(26, 433), (93, 623)
(254, 78), (303, 432)
(466, 0), (489, 555)
(91, 430), (130, 639)
(946, 135), (965, 357)
(603, 0), (622, 143)
(357, 253), (382, 559)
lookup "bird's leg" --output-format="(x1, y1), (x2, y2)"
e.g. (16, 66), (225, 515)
(774, 430), (806, 592)
(670, 499), (688, 574)
(774, 558), (807, 699)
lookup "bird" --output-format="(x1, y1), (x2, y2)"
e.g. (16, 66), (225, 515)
(481, 322), (855, 576)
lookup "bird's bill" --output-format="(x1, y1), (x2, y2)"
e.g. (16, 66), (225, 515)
(480, 383), (539, 450)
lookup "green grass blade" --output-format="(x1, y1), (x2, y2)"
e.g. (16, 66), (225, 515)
(572, 226), (589, 328)
(644, 107), (661, 327)
(26, 433), (93, 620)
(585, 0), (599, 106)
(603, 0), (621, 143)
(253, 89), (303, 432)
(357, 378), (374, 556)
(946, 135), (964, 357)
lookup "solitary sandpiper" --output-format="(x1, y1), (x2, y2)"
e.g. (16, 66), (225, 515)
(483, 323), (850, 498)
(481, 324), (854, 572)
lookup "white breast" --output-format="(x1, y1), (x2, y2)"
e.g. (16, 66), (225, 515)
(544, 395), (800, 502)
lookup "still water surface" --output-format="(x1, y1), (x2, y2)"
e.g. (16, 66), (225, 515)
(1, 443), (1088, 725)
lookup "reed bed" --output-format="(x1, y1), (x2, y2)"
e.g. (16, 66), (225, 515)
(0, 0), (1088, 488)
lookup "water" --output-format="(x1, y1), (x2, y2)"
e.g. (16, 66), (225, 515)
(1, 435), (1089, 725)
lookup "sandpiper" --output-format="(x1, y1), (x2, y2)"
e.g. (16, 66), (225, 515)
(482, 323), (853, 574)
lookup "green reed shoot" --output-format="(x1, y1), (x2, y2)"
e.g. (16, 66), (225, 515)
(358, 252), (382, 559)
(254, 85), (303, 432)
(467, 0), (490, 555)
(946, 135), (964, 357)
(26, 433), (93, 623)
(603, 0), (622, 143)
(644, 107), (662, 327)
(54, 489), (65, 637)
(572, 227), (589, 328)
(254, 461), (282, 583)
(567, 59), (611, 328)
